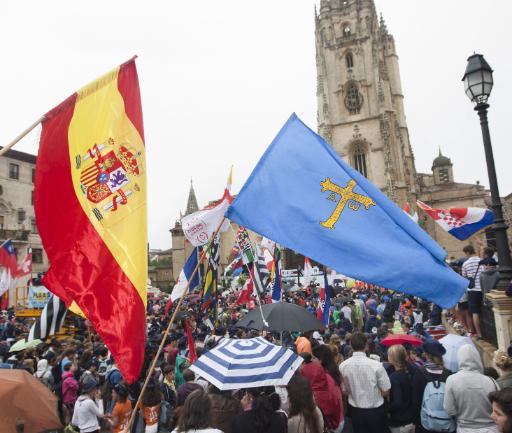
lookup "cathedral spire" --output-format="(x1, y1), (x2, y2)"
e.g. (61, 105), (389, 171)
(379, 13), (388, 35)
(185, 178), (199, 216)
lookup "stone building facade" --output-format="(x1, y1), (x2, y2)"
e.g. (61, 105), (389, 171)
(315, 0), (492, 258)
(0, 148), (49, 304)
(169, 0), (505, 279)
(315, 0), (417, 207)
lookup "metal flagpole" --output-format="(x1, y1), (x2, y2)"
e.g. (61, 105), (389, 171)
(126, 216), (227, 432)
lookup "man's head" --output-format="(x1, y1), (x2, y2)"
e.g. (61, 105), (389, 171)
(350, 332), (367, 352)
(183, 368), (195, 382)
(463, 244), (476, 257)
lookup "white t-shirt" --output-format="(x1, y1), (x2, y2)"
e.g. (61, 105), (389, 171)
(462, 256), (483, 291)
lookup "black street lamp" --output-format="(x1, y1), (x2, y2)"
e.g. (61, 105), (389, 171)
(462, 53), (512, 290)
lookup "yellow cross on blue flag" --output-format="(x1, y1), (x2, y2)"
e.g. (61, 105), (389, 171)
(226, 114), (468, 308)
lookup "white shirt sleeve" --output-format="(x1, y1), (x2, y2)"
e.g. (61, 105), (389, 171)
(376, 364), (391, 392)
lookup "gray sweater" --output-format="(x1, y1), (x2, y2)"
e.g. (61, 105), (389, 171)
(443, 344), (498, 429)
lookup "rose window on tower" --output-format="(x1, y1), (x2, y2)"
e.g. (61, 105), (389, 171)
(344, 82), (363, 114)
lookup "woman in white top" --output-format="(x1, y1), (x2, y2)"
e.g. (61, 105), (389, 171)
(172, 389), (223, 433)
(71, 379), (105, 433)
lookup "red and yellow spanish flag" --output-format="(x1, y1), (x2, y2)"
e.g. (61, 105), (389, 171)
(34, 58), (146, 383)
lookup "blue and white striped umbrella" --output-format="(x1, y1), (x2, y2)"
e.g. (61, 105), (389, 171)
(190, 337), (303, 390)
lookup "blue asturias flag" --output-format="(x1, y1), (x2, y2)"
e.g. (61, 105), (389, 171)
(226, 114), (468, 308)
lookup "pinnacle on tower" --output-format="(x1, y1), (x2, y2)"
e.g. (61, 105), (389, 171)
(185, 179), (199, 216)
(379, 13), (388, 35)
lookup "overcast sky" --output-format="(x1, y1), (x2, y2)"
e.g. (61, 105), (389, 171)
(1, 1), (511, 249)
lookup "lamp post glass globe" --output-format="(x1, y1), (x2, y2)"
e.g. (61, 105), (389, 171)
(462, 54), (494, 104)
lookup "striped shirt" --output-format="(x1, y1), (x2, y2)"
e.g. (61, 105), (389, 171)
(462, 256), (482, 291)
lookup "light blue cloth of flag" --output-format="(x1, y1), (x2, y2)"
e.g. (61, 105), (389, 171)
(226, 114), (468, 308)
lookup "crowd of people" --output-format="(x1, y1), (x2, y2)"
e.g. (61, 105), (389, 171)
(1, 245), (511, 433)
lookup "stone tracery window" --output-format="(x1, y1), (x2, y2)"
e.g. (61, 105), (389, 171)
(344, 81), (363, 114)
(352, 141), (368, 177)
(346, 52), (354, 69)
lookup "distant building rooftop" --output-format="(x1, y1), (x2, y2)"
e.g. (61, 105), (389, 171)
(0, 146), (37, 164)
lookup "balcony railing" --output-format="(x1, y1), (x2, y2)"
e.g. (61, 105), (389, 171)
(0, 229), (31, 242)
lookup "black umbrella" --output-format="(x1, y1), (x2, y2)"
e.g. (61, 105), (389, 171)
(234, 302), (324, 332)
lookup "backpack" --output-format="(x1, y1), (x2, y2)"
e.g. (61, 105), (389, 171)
(420, 370), (455, 432)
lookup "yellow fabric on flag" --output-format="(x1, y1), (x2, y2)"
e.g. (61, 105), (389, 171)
(67, 66), (147, 307)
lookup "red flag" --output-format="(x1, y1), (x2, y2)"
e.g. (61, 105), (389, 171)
(164, 298), (173, 316)
(236, 278), (253, 305)
(0, 292), (8, 310)
(16, 250), (32, 277)
(184, 319), (197, 363)
(0, 240), (18, 276)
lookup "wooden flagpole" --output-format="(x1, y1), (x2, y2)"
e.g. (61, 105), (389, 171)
(0, 116), (44, 157)
(126, 217), (227, 431)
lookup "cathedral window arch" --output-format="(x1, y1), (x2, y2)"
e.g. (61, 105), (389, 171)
(351, 141), (368, 177)
(346, 52), (354, 69)
(344, 81), (363, 114)
(342, 23), (351, 37)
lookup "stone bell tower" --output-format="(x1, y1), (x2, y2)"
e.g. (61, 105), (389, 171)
(315, 0), (417, 205)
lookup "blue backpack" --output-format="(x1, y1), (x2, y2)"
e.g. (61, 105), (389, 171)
(420, 371), (456, 432)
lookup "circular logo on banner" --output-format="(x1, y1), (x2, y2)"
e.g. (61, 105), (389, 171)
(184, 218), (208, 245)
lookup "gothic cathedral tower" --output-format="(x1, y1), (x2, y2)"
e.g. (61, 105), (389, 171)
(315, 0), (417, 205)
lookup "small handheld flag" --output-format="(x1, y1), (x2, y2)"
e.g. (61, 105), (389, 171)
(170, 247), (200, 302)
(316, 271), (331, 326)
(16, 249), (32, 277)
(182, 176), (233, 247)
(0, 240), (18, 276)
(403, 203), (419, 223)
(417, 200), (494, 241)
(271, 247), (282, 303)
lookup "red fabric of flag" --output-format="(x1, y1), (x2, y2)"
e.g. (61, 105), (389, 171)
(34, 59), (147, 383)
(236, 278), (253, 305)
(184, 319), (197, 363)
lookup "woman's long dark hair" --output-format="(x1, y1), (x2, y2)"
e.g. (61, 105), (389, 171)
(287, 375), (322, 433)
(246, 386), (277, 433)
(177, 390), (212, 432)
(312, 344), (342, 386)
(490, 388), (512, 433)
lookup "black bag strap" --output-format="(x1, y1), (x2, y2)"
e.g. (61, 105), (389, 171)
(473, 263), (481, 279)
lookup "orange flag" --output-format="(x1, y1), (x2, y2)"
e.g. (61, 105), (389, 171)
(34, 58), (147, 383)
